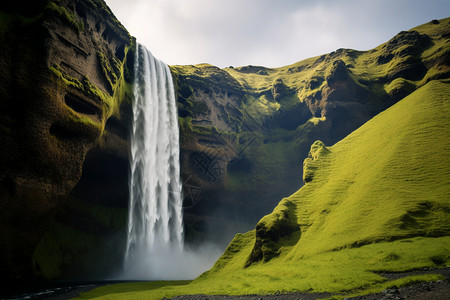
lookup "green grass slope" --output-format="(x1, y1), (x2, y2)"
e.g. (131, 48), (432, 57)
(251, 78), (450, 261)
(77, 79), (450, 300)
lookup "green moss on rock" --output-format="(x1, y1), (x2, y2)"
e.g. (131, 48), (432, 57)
(302, 140), (331, 183)
(46, 2), (84, 33)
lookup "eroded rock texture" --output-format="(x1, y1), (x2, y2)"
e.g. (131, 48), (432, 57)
(0, 0), (132, 280)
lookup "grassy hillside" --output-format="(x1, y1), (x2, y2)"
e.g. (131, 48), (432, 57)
(169, 18), (450, 246)
(249, 80), (449, 261)
(77, 79), (450, 299)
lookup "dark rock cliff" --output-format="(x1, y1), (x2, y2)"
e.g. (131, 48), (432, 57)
(0, 0), (133, 281)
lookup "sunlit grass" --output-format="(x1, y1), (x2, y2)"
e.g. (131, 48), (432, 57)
(77, 280), (191, 299)
(77, 236), (449, 299)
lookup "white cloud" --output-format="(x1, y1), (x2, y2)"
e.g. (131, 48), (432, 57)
(105, 0), (450, 68)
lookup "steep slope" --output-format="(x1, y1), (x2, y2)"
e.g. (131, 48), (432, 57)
(249, 80), (450, 262)
(201, 79), (450, 292)
(80, 79), (450, 299)
(171, 18), (450, 245)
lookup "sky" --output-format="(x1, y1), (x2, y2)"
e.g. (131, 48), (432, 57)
(104, 0), (450, 68)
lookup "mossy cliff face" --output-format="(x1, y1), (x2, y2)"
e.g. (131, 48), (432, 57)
(0, 0), (133, 280)
(171, 18), (450, 246)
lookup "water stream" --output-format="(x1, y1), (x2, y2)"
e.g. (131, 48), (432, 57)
(124, 43), (184, 279)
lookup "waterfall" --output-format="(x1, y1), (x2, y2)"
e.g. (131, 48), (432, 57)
(124, 43), (184, 279)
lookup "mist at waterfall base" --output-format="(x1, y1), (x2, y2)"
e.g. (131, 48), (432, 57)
(119, 43), (222, 280)
(121, 241), (223, 280)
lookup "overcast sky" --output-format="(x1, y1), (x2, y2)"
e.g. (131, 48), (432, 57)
(104, 0), (449, 68)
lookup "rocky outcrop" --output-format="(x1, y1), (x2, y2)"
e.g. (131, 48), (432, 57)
(302, 141), (330, 183)
(246, 198), (299, 266)
(0, 0), (133, 280)
(382, 30), (431, 81)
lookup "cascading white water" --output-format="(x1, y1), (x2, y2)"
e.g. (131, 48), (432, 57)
(124, 43), (184, 279)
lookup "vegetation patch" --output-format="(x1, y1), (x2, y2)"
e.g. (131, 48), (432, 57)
(97, 51), (120, 92)
(46, 2), (84, 33)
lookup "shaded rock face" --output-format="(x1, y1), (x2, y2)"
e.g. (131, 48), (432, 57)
(175, 67), (243, 195)
(0, 0), (132, 280)
(171, 65), (248, 243)
(307, 59), (374, 139)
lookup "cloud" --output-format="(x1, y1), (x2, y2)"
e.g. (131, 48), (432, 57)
(105, 0), (450, 68)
